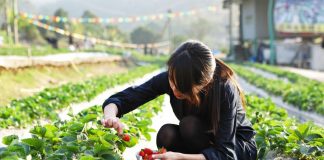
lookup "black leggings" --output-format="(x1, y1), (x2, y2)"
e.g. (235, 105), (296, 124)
(156, 116), (257, 159)
(156, 116), (211, 154)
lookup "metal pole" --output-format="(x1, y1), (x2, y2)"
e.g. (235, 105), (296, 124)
(13, 0), (19, 44)
(168, 9), (172, 54)
(5, 0), (13, 45)
(268, 0), (276, 65)
(229, 2), (233, 58)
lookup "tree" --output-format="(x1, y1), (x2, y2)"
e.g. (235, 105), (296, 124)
(104, 25), (127, 42)
(53, 8), (68, 39)
(81, 10), (103, 37)
(37, 8), (69, 48)
(18, 19), (45, 44)
(130, 26), (159, 44)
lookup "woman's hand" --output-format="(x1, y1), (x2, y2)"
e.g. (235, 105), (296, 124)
(152, 152), (183, 160)
(152, 152), (206, 160)
(101, 103), (124, 135)
(101, 116), (124, 135)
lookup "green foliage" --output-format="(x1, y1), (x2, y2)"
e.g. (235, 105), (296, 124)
(0, 45), (69, 56)
(231, 64), (324, 115)
(53, 8), (69, 40)
(246, 95), (324, 159)
(0, 96), (164, 160)
(0, 64), (161, 128)
(130, 26), (160, 44)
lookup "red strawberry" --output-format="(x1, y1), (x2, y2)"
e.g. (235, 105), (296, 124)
(143, 148), (153, 155)
(122, 134), (130, 142)
(139, 150), (145, 157)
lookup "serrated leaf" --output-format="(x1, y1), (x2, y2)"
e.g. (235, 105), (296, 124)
(80, 155), (95, 160)
(68, 122), (84, 132)
(305, 133), (323, 142)
(30, 126), (47, 138)
(2, 135), (19, 145)
(62, 136), (77, 142)
(21, 138), (44, 150)
(80, 114), (97, 123)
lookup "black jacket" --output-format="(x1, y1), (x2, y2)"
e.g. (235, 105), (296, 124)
(102, 71), (256, 160)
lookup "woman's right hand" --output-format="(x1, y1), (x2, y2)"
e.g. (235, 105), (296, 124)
(101, 103), (124, 135)
(101, 116), (124, 135)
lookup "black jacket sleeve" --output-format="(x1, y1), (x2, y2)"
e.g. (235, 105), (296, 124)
(102, 71), (169, 117)
(201, 81), (239, 160)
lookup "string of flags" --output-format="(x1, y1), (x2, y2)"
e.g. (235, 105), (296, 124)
(27, 19), (169, 49)
(20, 5), (217, 24)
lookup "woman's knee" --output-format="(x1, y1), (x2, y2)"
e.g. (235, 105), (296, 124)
(179, 116), (204, 139)
(156, 124), (179, 148)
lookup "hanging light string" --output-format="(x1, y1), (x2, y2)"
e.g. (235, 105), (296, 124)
(27, 19), (169, 49)
(20, 5), (217, 24)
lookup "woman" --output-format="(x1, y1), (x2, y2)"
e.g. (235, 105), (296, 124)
(101, 40), (257, 160)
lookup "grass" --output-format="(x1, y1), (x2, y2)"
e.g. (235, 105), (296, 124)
(0, 46), (71, 56)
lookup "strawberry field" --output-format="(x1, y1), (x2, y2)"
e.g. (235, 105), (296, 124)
(0, 60), (323, 160)
(1, 0), (323, 159)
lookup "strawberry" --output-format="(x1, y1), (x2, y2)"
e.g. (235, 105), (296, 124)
(122, 134), (130, 142)
(143, 148), (153, 155)
(139, 150), (145, 157)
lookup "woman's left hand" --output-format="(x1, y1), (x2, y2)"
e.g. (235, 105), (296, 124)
(152, 152), (182, 160)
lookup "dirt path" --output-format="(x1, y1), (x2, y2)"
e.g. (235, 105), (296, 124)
(0, 52), (122, 69)
(280, 66), (324, 83)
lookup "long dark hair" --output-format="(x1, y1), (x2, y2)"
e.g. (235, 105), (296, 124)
(167, 40), (245, 135)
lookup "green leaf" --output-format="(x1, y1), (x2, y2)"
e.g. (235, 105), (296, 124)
(104, 134), (119, 142)
(80, 114), (97, 123)
(300, 145), (310, 155)
(62, 136), (77, 142)
(101, 153), (120, 160)
(2, 135), (19, 145)
(294, 130), (303, 140)
(30, 126), (47, 138)
(68, 122), (84, 132)
(7, 143), (30, 157)
(80, 155), (95, 160)
(143, 132), (151, 141)
(94, 144), (113, 156)
(305, 134), (323, 142)
(44, 124), (59, 138)
(21, 138), (44, 150)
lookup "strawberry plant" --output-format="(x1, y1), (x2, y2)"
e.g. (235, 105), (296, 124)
(0, 96), (164, 159)
(0, 64), (161, 128)
(246, 95), (324, 159)
(231, 64), (324, 115)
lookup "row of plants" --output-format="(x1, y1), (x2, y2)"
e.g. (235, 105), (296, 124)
(246, 95), (324, 159)
(0, 96), (164, 160)
(1, 93), (323, 160)
(0, 64), (161, 128)
(247, 63), (324, 87)
(230, 64), (324, 115)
